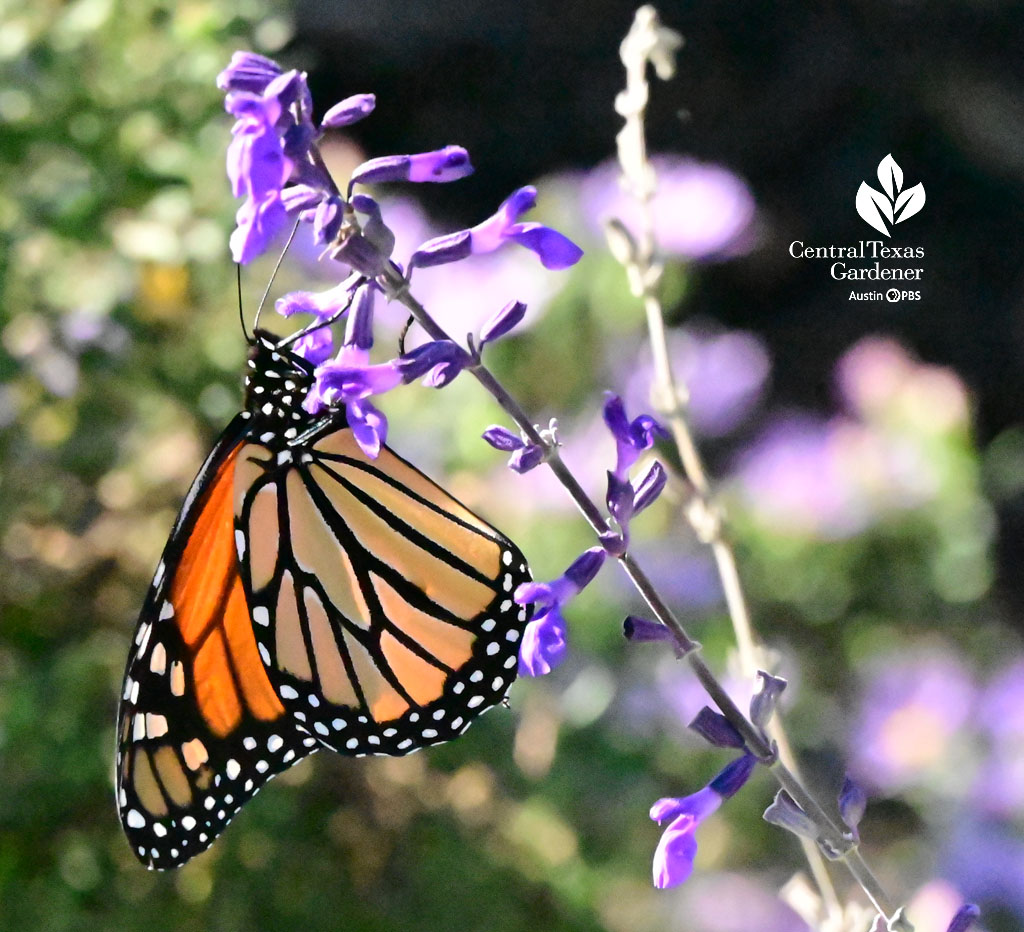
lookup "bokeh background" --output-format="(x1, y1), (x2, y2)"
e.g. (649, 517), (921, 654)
(2, 1), (1023, 930)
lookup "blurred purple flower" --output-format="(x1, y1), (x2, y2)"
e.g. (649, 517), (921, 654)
(850, 651), (975, 792)
(679, 873), (812, 932)
(625, 327), (770, 438)
(972, 660), (1024, 816)
(216, 51), (283, 95)
(942, 816), (1024, 922)
(650, 754), (756, 888)
(581, 156), (756, 261)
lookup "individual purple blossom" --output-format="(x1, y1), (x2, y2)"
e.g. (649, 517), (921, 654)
(351, 146), (474, 186)
(216, 51), (283, 95)
(623, 615), (674, 645)
(479, 300), (527, 346)
(275, 275), (360, 320)
(749, 670), (787, 731)
(763, 790), (819, 842)
(321, 93), (376, 129)
(482, 425), (546, 474)
(603, 393), (667, 480)
(650, 754), (756, 888)
(410, 186), (584, 272)
(292, 326), (334, 366)
(397, 340), (472, 388)
(515, 547), (607, 676)
(688, 707), (746, 749)
(838, 775), (867, 839)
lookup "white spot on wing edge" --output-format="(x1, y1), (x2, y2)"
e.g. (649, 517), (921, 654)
(252, 606), (270, 627)
(235, 529), (246, 559)
(126, 809), (145, 829)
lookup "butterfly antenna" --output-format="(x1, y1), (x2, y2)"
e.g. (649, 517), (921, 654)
(254, 217), (301, 333)
(398, 314), (415, 356)
(236, 264), (254, 344)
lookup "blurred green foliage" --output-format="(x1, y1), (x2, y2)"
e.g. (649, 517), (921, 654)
(1, 3), (1021, 932)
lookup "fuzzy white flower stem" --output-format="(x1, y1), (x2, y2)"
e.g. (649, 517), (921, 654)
(379, 259), (901, 927)
(609, 7), (910, 929)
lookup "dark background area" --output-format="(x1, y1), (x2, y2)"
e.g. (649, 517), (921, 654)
(291, 0), (1024, 609)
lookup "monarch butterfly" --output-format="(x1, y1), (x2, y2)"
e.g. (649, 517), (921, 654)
(116, 330), (531, 869)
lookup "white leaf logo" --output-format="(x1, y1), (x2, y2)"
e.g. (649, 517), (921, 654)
(855, 154), (925, 236)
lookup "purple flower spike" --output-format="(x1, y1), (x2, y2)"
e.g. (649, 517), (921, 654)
(763, 790), (819, 842)
(351, 145), (474, 186)
(946, 905), (981, 932)
(603, 392), (668, 480)
(838, 776), (867, 836)
(749, 670), (787, 730)
(689, 707), (746, 749)
(217, 51), (283, 94)
(650, 754), (755, 889)
(321, 93), (376, 129)
(623, 615), (673, 644)
(480, 300), (527, 345)
(515, 547), (607, 677)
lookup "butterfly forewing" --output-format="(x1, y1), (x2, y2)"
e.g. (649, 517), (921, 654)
(116, 419), (315, 869)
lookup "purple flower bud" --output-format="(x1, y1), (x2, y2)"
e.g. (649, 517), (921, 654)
(946, 905), (980, 932)
(482, 425), (524, 452)
(689, 707), (746, 749)
(351, 145), (474, 186)
(632, 461), (667, 514)
(518, 605), (566, 677)
(281, 184), (327, 213)
(838, 775), (867, 834)
(397, 340), (470, 385)
(313, 195), (344, 245)
(564, 546), (607, 591)
(216, 51), (283, 94)
(749, 671), (787, 731)
(409, 230), (473, 270)
(708, 753), (757, 798)
(479, 300), (527, 345)
(508, 443), (545, 473)
(321, 93), (376, 129)
(623, 615), (674, 644)
(763, 790), (820, 841)
(344, 283), (376, 350)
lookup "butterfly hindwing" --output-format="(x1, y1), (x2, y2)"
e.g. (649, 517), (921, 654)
(116, 417), (316, 869)
(234, 427), (532, 756)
